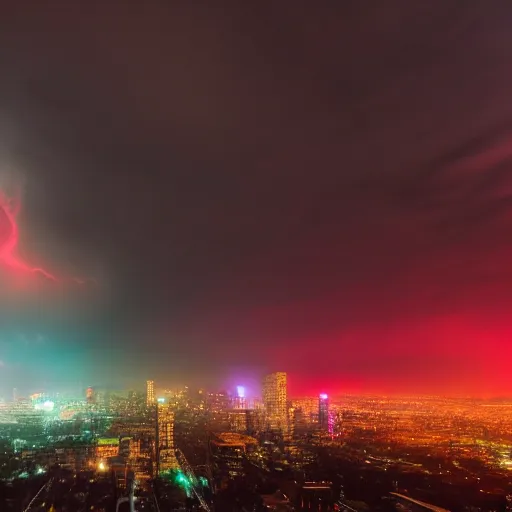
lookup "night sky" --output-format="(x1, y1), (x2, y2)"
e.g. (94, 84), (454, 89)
(1, 2), (512, 397)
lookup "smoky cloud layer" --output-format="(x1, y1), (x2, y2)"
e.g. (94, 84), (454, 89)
(1, 2), (512, 394)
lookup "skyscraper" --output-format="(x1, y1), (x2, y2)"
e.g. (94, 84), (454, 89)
(86, 387), (95, 404)
(146, 380), (155, 406)
(157, 399), (178, 473)
(233, 385), (247, 409)
(262, 372), (288, 433)
(318, 393), (329, 431)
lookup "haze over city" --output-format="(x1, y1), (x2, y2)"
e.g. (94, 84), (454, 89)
(1, 2), (512, 398)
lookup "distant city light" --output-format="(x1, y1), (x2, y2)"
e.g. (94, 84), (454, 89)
(34, 400), (55, 412)
(319, 393), (328, 399)
(98, 462), (107, 471)
(157, 397), (165, 403)
(237, 386), (245, 398)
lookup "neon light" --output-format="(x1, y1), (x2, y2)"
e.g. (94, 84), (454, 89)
(97, 438), (119, 446)
(34, 400), (55, 412)
(0, 189), (92, 285)
(0, 191), (56, 280)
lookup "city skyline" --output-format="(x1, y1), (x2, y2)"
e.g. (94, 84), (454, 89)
(2, 3), (512, 510)
(3, 376), (512, 404)
(0, 370), (510, 510)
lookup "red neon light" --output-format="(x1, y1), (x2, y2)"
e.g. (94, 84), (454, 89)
(0, 190), (71, 283)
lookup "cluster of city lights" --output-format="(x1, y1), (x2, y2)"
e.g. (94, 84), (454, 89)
(160, 468), (207, 497)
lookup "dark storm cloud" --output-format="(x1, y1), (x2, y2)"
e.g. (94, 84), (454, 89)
(1, 1), (512, 393)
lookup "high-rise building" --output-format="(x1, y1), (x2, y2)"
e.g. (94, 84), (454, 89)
(86, 387), (95, 404)
(146, 380), (155, 406)
(319, 393), (329, 431)
(157, 399), (178, 474)
(233, 386), (247, 409)
(206, 391), (231, 431)
(262, 372), (288, 433)
(228, 409), (248, 433)
(292, 397), (320, 424)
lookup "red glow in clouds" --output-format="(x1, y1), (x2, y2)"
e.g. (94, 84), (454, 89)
(0, 190), (67, 282)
